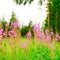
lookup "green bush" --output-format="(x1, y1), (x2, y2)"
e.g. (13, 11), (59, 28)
(21, 21), (34, 37)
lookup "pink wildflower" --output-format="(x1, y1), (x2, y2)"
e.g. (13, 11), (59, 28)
(11, 22), (20, 28)
(21, 43), (28, 48)
(50, 32), (54, 36)
(56, 34), (59, 38)
(5, 23), (9, 27)
(58, 36), (60, 39)
(3, 31), (6, 36)
(2, 31), (6, 38)
(38, 32), (45, 39)
(26, 31), (32, 38)
(8, 30), (15, 37)
(38, 32), (42, 39)
(0, 28), (3, 35)
(45, 35), (51, 41)
(33, 24), (40, 32)
(45, 29), (49, 33)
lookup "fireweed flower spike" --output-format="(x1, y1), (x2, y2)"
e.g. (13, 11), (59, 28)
(21, 43), (28, 48)
(58, 36), (60, 39)
(38, 32), (42, 39)
(50, 32), (54, 36)
(5, 23), (9, 27)
(45, 35), (51, 42)
(0, 28), (3, 35)
(11, 22), (20, 28)
(50, 31), (54, 41)
(33, 24), (41, 40)
(0, 28), (3, 46)
(56, 34), (60, 41)
(56, 34), (59, 38)
(26, 31), (32, 38)
(3, 31), (6, 36)
(33, 24), (40, 32)
(45, 29), (49, 35)
(8, 30), (15, 37)
(21, 43), (26, 48)
(2, 31), (6, 38)
(38, 32), (45, 40)
(45, 29), (51, 42)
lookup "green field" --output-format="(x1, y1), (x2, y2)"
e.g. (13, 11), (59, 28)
(0, 37), (60, 60)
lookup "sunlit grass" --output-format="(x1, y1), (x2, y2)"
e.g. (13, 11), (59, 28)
(0, 37), (60, 60)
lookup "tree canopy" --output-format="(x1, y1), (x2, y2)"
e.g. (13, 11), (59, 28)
(43, 0), (60, 33)
(13, 0), (45, 5)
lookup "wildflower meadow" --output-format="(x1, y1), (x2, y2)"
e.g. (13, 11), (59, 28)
(0, 19), (60, 60)
(0, 0), (60, 60)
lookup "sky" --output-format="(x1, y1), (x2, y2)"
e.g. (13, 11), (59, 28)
(0, 0), (47, 27)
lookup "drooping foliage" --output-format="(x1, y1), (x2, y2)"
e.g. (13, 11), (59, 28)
(13, 0), (33, 5)
(13, 0), (45, 5)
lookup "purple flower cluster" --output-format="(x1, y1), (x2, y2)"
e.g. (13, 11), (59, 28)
(0, 28), (3, 35)
(8, 30), (15, 37)
(0, 21), (20, 38)
(33, 24), (55, 41)
(11, 22), (20, 28)
(50, 32), (54, 36)
(56, 34), (60, 39)
(21, 43), (28, 48)
(0, 21), (60, 42)
(26, 31), (32, 38)
(45, 29), (49, 33)
(38, 32), (45, 39)
(33, 24), (40, 32)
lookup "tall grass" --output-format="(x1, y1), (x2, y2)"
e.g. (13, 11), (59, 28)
(0, 38), (60, 60)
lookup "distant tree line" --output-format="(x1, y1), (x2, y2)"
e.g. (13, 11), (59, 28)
(13, 0), (60, 34)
